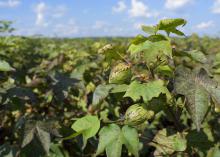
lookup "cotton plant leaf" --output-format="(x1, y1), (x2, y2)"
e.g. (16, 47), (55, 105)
(157, 18), (187, 36)
(21, 121), (54, 155)
(150, 129), (187, 156)
(131, 34), (148, 45)
(105, 132), (123, 157)
(141, 25), (158, 35)
(174, 67), (220, 130)
(122, 125), (139, 157)
(95, 124), (121, 157)
(35, 126), (51, 154)
(128, 39), (172, 64)
(214, 68), (220, 74)
(186, 129), (214, 153)
(209, 88), (220, 112)
(213, 53), (220, 67)
(183, 50), (208, 63)
(110, 84), (128, 93)
(158, 18), (187, 30)
(207, 144), (220, 157)
(49, 144), (70, 157)
(124, 80), (171, 103)
(155, 65), (173, 77)
(92, 84), (115, 105)
(0, 60), (15, 72)
(0, 143), (18, 157)
(71, 115), (100, 149)
(170, 28), (185, 36)
(95, 124), (139, 157)
(147, 34), (168, 42)
(21, 122), (36, 148)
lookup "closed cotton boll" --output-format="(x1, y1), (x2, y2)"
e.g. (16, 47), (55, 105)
(124, 104), (154, 126)
(109, 62), (132, 84)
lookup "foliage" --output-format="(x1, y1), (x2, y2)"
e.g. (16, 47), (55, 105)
(1, 18), (220, 157)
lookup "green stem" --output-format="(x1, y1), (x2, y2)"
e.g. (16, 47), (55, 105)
(115, 51), (131, 65)
(62, 131), (83, 140)
(104, 118), (124, 125)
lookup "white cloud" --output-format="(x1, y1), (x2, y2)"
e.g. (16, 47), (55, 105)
(129, 0), (158, 18)
(195, 21), (214, 29)
(92, 21), (107, 29)
(165, 0), (191, 10)
(53, 19), (79, 36)
(0, 0), (20, 8)
(34, 2), (47, 27)
(112, 1), (126, 13)
(52, 5), (68, 18)
(212, 0), (220, 14)
(34, 3), (67, 27)
(14, 19), (79, 37)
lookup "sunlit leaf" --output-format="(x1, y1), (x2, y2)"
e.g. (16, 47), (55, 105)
(124, 80), (171, 103)
(95, 124), (140, 157)
(128, 40), (172, 64)
(71, 115), (100, 149)
(0, 60), (14, 72)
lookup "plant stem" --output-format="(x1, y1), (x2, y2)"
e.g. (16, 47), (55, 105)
(116, 51), (131, 65)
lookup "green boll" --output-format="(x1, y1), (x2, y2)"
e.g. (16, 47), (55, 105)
(109, 62), (132, 84)
(124, 104), (154, 126)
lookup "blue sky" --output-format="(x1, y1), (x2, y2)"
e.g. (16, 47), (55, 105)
(1, 0), (220, 37)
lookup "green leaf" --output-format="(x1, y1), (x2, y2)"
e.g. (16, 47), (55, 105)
(157, 18), (187, 36)
(150, 129), (187, 155)
(183, 50), (207, 63)
(211, 88), (220, 107)
(95, 124), (122, 157)
(36, 126), (51, 155)
(110, 84), (128, 93)
(213, 53), (220, 67)
(141, 25), (157, 35)
(95, 124), (140, 157)
(170, 28), (185, 36)
(106, 133), (123, 157)
(21, 121), (52, 155)
(124, 80), (171, 103)
(0, 60), (14, 72)
(155, 65), (173, 77)
(122, 125), (139, 157)
(128, 40), (172, 64)
(207, 144), (220, 157)
(186, 129), (213, 153)
(21, 122), (35, 148)
(49, 144), (70, 157)
(147, 34), (168, 42)
(158, 18), (187, 29)
(174, 67), (220, 130)
(92, 84), (115, 105)
(72, 115), (100, 149)
(131, 34), (148, 45)
(214, 68), (220, 74)
(0, 143), (17, 157)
